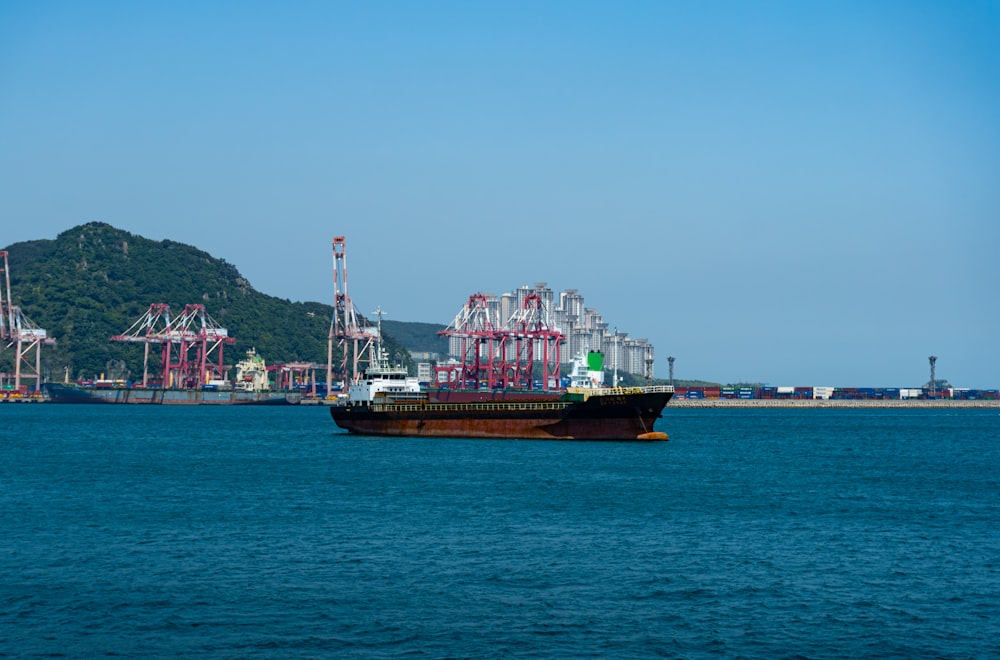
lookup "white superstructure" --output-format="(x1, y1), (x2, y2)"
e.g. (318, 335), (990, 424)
(567, 350), (606, 389)
(235, 348), (270, 392)
(347, 311), (422, 404)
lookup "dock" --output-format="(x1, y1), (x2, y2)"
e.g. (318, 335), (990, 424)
(669, 398), (1000, 409)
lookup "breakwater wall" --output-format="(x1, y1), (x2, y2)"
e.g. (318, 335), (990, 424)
(670, 398), (1000, 409)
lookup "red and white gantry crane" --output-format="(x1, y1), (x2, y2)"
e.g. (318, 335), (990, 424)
(437, 291), (565, 391)
(326, 236), (379, 393)
(0, 251), (55, 392)
(111, 303), (233, 388)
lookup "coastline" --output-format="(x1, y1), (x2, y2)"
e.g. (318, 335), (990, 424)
(4, 394), (999, 409)
(669, 398), (1000, 409)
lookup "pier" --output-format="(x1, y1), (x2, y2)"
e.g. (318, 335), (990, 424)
(670, 398), (1000, 409)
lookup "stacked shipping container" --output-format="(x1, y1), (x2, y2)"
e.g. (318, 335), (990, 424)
(668, 386), (999, 400)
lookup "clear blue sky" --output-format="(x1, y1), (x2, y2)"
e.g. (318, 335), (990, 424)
(2, 1), (998, 387)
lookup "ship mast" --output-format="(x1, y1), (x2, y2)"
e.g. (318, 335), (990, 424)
(371, 306), (387, 369)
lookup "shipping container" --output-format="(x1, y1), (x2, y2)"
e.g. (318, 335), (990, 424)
(813, 386), (834, 399)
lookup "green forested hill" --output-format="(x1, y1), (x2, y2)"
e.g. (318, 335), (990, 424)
(2, 223), (687, 387)
(1, 222), (417, 380)
(381, 320), (450, 356)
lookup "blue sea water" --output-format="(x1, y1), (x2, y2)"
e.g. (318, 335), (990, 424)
(1, 405), (998, 658)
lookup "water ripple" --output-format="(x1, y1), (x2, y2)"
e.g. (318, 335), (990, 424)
(1, 406), (998, 658)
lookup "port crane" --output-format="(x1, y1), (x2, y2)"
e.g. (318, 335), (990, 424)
(437, 290), (565, 391)
(326, 236), (380, 393)
(435, 293), (504, 389)
(0, 251), (55, 392)
(111, 303), (234, 388)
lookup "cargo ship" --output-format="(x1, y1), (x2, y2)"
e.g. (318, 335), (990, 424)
(42, 349), (302, 405)
(329, 342), (673, 440)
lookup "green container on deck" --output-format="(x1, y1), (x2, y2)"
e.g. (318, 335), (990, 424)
(587, 352), (604, 372)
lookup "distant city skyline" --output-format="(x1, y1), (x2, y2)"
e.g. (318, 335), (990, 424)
(2, 2), (997, 387)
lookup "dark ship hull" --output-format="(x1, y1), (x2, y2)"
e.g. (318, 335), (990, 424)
(330, 387), (673, 440)
(42, 382), (302, 405)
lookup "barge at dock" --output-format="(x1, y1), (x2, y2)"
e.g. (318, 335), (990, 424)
(41, 382), (302, 405)
(42, 349), (302, 405)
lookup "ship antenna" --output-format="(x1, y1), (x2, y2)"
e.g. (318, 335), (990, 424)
(373, 307), (386, 363)
(373, 307), (383, 338)
(613, 327), (619, 388)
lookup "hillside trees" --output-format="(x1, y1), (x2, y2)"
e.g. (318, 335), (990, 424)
(2, 222), (411, 380)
